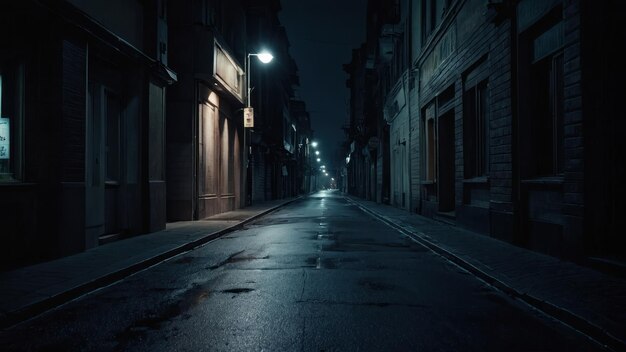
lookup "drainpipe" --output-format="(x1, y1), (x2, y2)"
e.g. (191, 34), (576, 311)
(413, 67), (421, 215)
(404, 70), (412, 213)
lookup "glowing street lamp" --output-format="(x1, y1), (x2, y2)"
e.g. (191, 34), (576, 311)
(311, 141), (318, 148)
(256, 52), (274, 64)
(317, 158), (321, 162)
(244, 50), (273, 205)
(315, 151), (320, 155)
(246, 51), (274, 108)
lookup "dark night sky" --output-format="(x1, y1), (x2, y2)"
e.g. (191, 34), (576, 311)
(279, 0), (367, 169)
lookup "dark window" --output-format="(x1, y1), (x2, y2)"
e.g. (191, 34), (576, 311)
(0, 61), (24, 181)
(204, 0), (222, 29)
(422, 0), (438, 43)
(530, 52), (564, 176)
(463, 81), (489, 178)
(105, 92), (121, 182)
(159, 0), (167, 19)
(423, 104), (437, 181)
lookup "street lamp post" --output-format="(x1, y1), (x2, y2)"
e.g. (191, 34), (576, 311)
(243, 51), (273, 206)
(309, 141), (318, 192)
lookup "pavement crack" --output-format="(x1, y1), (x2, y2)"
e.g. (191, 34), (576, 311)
(220, 288), (255, 294)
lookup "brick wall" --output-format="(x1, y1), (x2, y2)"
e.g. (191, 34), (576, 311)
(415, 0), (513, 229)
(561, 0), (584, 255)
(61, 39), (87, 183)
(488, 20), (514, 211)
(409, 82), (421, 212)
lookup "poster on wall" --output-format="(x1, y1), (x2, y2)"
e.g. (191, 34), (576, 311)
(0, 118), (9, 160)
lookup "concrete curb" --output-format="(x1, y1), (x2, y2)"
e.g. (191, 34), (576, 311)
(347, 197), (624, 352)
(0, 197), (302, 330)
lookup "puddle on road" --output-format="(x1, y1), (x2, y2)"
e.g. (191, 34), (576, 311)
(115, 283), (212, 346)
(304, 257), (360, 269)
(312, 232), (336, 241)
(304, 257), (336, 269)
(207, 250), (270, 270)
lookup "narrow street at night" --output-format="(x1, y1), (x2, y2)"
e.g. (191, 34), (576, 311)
(2, 1), (626, 351)
(0, 192), (607, 351)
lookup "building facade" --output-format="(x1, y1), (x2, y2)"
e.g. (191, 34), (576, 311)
(247, 0), (303, 202)
(166, 0), (246, 221)
(0, 0), (311, 270)
(0, 0), (173, 269)
(345, 0), (626, 261)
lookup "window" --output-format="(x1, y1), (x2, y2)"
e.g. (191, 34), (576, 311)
(421, 0), (438, 43)
(531, 52), (564, 176)
(519, 12), (565, 178)
(203, 0), (222, 30)
(423, 104), (437, 181)
(105, 92), (121, 182)
(463, 81), (489, 178)
(158, 0), (167, 20)
(0, 61), (24, 181)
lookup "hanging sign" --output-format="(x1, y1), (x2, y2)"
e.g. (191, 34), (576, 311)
(244, 107), (254, 128)
(0, 118), (9, 160)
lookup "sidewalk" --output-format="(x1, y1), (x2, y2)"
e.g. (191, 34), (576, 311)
(347, 196), (626, 351)
(0, 197), (301, 329)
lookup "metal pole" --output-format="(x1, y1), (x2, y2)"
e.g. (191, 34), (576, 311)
(246, 54), (251, 108)
(244, 54), (250, 205)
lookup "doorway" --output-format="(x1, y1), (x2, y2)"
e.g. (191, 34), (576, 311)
(86, 85), (125, 244)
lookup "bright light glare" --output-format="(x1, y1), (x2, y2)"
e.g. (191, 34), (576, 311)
(257, 52), (273, 63)
(331, 178), (335, 181)
(315, 151), (320, 155)
(317, 158), (321, 162)
(311, 141), (318, 148)
(321, 165), (326, 169)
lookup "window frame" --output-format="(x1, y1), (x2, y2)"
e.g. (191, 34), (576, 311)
(0, 61), (25, 182)
(529, 50), (564, 177)
(463, 80), (490, 179)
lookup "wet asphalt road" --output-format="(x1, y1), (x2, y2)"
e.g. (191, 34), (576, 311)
(0, 191), (603, 351)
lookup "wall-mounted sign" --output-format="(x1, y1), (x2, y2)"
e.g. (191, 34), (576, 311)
(0, 118), (9, 160)
(244, 107), (254, 128)
(215, 42), (244, 101)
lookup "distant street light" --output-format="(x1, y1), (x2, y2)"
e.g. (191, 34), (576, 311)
(311, 141), (318, 148)
(315, 151), (320, 155)
(317, 158), (321, 162)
